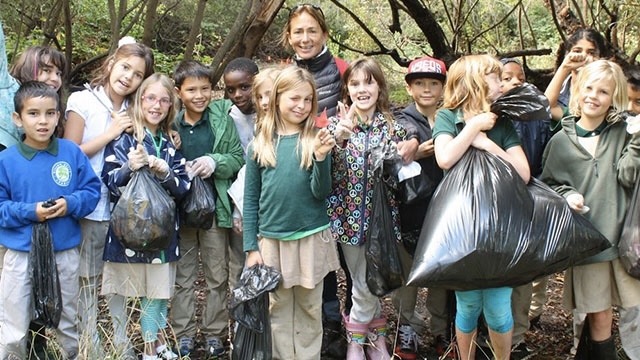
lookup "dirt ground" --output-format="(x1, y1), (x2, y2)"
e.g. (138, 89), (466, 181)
(90, 267), (631, 360)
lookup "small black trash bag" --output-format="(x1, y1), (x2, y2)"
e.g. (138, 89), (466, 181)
(180, 176), (216, 229)
(490, 83), (551, 122)
(30, 222), (62, 328)
(230, 264), (281, 360)
(407, 148), (610, 290)
(619, 181), (640, 279)
(110, 167), (176, 251)
(365, 144), (404, 296)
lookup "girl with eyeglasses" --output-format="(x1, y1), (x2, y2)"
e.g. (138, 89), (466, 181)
(101, 73), (190, 360)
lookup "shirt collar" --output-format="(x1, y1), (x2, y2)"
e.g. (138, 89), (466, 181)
(18, 136), (58, 160)
(178, 109), (209, 127)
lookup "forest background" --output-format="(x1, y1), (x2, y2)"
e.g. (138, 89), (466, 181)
(1, 0), (639, 104)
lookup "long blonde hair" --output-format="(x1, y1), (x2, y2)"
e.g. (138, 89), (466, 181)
(252, 66), (282, 121)
(252, 66), (318, 169)
(129, 73), (178, 144)
(569, 59), (628, 119)
(442, 54), (502, 116)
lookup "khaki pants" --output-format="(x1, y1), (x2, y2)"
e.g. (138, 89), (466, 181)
(391, 244), (424, 333)
(511, 282), (533, 344)
(171, 222), (244, 339)
(529, 276), (548, 318)
(340, 243), (381, 324)
(270, 282), (323, 359)
(0, 248), (80, 359)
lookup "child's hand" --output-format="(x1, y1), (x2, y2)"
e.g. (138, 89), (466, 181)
(560, 51), (593, 73)
(566, 193), (587, 212)
(416, 139), (435, 159)
(127, 144), (149, 171)
(233, 217), (243, 234)
(108, 111), (133, 138)
(169, 130), (182, 149)
(334, 101), (356, 141)
(314, 128), (336, 160)
(468, 112), (497, 132)
(148, 155), (170, 178)
(188, 156), (216, 179)
(245, 250), (264, 267)
(397, 138), (419, 164)
(36, 198), (68, 221)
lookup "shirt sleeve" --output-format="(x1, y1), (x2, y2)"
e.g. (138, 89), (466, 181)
(432, 109), (457, 139)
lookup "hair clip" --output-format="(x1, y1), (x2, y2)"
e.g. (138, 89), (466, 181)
(118, 36), (137, 48)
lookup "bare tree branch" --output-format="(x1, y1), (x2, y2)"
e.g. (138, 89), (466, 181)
(469, 0), (520, 44)
(546, 0), (567, 43)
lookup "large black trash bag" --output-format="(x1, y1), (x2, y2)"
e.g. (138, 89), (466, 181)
(490, 83), (551, 122)
(180, 175), (216, 229)
(407, 148), (610, 290)
(110, 167), (176, 251)
(230, 264), (281, 360)
(30, 221), (62, 328)
(619, 181), (640, 279)
(365, 144), (404, 296)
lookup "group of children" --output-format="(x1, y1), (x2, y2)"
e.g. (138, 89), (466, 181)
(1, 14), (640, 360)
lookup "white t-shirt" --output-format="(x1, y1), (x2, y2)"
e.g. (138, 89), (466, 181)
(66, 86), (129, 221)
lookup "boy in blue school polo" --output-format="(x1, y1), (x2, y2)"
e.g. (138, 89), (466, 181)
(0, 81), (100, 359)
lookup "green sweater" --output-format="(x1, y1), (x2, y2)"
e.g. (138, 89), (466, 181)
(176, 99), (245, 228)
(540, 115), (640, 264)
(243, 134), (332, 251)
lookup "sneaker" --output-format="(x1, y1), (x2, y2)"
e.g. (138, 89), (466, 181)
(529, 314), (542, 330)
(157, 345), (179, 360)
(511, 341), (536, 360)
(205, 336), (226, 358)
(321, 320), (342, 355)
(175, 336), (194, 357)
(434, 335), (456, 359)
(394, 324), (418, 360)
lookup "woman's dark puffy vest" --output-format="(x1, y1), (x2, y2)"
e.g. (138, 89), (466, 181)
(295, 49), (342, 117)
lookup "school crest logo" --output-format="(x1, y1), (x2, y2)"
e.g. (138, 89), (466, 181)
(52, 161), (72, 187)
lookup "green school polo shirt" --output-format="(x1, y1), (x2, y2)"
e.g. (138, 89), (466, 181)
(433, 108), (521, 150)
(175, 111), (214, 161)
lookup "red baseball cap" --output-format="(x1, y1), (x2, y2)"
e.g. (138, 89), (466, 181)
(405, 56), (447, 83)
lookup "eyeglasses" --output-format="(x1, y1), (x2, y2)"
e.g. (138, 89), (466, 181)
(142, 95), (172, 107)
(288, 4), (324, 20)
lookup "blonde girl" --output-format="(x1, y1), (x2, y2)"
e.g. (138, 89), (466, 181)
(252, 66), (282, 122)
(243, 65), (340, 359)
(432, 54), (530, 360)
(101, 73), (190, 360)
(327, 57), (408, 360)
(541, 60), (640, 359)
(63, 40), (154, 357)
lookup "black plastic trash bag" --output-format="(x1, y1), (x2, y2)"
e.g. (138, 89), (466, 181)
(230, 264), (281, 360)
(29, 222), (62, 328)
(365, 144), (404, 296)
(110, 167), (176, 251)
(619, 181), (640, 279)
(490, 83), (551, 122)
(407, 149), (610, 290)
(180, 176), (216, 229)
(398, 163), (439, 205)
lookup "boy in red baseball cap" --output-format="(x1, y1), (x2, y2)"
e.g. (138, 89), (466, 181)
(393, 56), (454, 359)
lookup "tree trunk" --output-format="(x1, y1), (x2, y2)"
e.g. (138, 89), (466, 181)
(210, 0), (284, 84)
(395, 0), (455, 64)
(141, 0), (160, 47)
(184, 0), (208, 60)
(63, 0), (72, 82)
